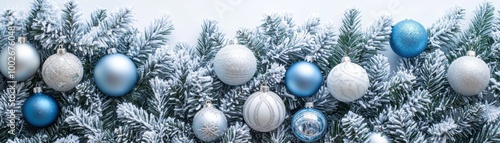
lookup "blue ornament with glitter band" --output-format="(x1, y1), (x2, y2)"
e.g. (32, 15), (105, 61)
(291, 102), (327, 142)
(285, 61), (323, 97)
(22, 87), (59, 128)
(94, 48), (137, 97)
(390, 20), (428, 58)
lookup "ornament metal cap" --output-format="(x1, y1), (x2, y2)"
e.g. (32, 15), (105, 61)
(342, 57), (351, 63)
(305, 102), (314, 108)
(204, 100), (213, 108)
(107, 48), (117, 55)
(305, 56), (314, 62)
(260, 85), (270, 93)
(33, 87), (42, 93)
(466, 51), (476, 57)
(57, 45), (66, 55)
(18, 37), (26, 44)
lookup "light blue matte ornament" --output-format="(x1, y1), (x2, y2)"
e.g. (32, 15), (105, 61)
(94, 48), (137, 96)
(22, 87), (59, 128)
(389, 20), (428, 58)
(192, 101), (228, 142)
(285, 57), (323, 98)
(291, 102), (327, 142)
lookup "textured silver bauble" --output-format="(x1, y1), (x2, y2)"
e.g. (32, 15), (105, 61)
(213, 44), (257, 85)
(447, 51), (490, 96)
(42, 48), (83, 91)
(368, 132), (390, 143)
(192, 101), (228, 142)
(0, 37), (40, 81)
(327, 57), (370, 102)
(243, 85), (286, 132)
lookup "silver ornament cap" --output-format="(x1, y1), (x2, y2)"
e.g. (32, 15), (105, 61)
(33, 87), (42, 94)
(447, 51), (490, 96)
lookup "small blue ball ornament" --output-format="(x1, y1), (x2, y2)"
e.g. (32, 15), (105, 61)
(94, 48), (137, 96)
(291, 102), (327, 142)
(390, 20), (428, 58)
(285, 59), (323, 97)
(22, 87), (59, 128)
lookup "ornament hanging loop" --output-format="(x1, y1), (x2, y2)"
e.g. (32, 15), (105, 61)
(18, 36), (26, 44)
(342, 57), (351, 63)
(305, 56), (314, 62)
(57, 45), (66, 55)
(33, 87), (42, 94)
(305, 102), (314, 108)
(107, 48), (117, 55)
(205, 100), (213, 108)
(260, 85), (269, 93)
(466, 51), (476, 57)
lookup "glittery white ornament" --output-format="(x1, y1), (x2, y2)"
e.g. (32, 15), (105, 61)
(447, 51), (490, 96)
(192, 101), (228, 142)
(42, 47), (83, 91)
(0, 37), (40, 81)
(243, 85), (286, 132)
(368, 132), (390, 143)
(327, 57), (369, 102)
(213, 44), (257, 85)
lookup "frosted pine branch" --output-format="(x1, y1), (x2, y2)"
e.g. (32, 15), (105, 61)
(299, 16), (321, 35)
(196, 20), (226, 65)
(129, 15), (173, 65)
(360, 15), (392, 65)
(116, 102), (156, 131)
(357, 54), (391, 115)
(341, 111), (369, 142)
(427, 6), (465, 50)
(65, 107), (102, 140)
(81, 8), (133, 49)
(428, 117), (460, 142)
(221, 122), (252, 143)
(54, 134), (79, 143)
(418, 49), (449, 96)
(338, 9), (364, 63)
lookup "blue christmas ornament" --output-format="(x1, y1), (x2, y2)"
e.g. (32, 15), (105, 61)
(390, 20), (428, 58)
(22, 87), (59, 128)
(94, 48), (137, 96)
(291, 102), (327, 142)
(285, 60), (322, 97)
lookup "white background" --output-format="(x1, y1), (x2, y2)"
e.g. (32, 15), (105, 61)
(3, 0), (500, 69)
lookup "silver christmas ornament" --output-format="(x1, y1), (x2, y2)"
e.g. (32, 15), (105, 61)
(0, 37), (40, 81)
(447, 51), (490, 96)
(327, 57), (369, 102)
(243, 85), (286, 132)
(368, 132), (390, 143)
(213, 43), (257, 85)
(193, 101), (228, 142)
(42, 46), (83, 91)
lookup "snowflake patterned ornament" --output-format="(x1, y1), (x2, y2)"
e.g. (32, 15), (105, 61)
(192, 101), (228, 142)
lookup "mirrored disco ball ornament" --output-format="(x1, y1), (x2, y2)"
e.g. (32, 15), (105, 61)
(327, 57), (369, 102)
(243, 85), (286, 132)
(94, 48), (137, 96)
(192, 101), (228, 142)
(285, 57), (323, 98)
(291, 102), (327, 142)
(22, 87), (59, 128)
(42, 46), (83, 91)
(213, 43), (257, 86)
(447, 51), (490, 96)
(0, 37), (40, 81)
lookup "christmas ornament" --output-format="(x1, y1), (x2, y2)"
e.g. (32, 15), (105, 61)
(285, 57), (322, 97)
(389, 20), (428, 58)
(213, 43), (257, 85)
(291, 102), (327, 142)
(42, 46), (83, 91)
(192, 101), (228, 142)
(368, 132), (390, 143)
(327, 57), (369, 102)
(22, 87), (59, 128)
(94, 48), (137, 96)
(243, 85), (286, 132)
(0, 37), (40, 81)
(447, 51), (490, 96)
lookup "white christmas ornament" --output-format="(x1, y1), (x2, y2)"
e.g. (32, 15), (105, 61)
(327, 57), (369, 102)
(0, 37), (40, 81)
(368, 132), (390, 143)
(213, 43), (257, 85)
(243, 85), (286, 132)
(42, 46), (83, 91)
(192, 101), (228, 142)
(447, 51), (490, 96)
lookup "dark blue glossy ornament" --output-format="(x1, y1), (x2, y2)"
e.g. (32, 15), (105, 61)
(22, 87), (59, 128)
(94, 48), (137, 96)
(390, 20), (428, 58)
(285, 61), (322, 97)
(291, 102), (327, 142)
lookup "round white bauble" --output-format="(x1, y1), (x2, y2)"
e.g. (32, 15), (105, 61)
(213, 44), (257, 85)
(42, 48), (83, 91)
(0, 37), (40, 81)
(368, 132), (390, 143)
(447, 51), (490, 96)
(327, 57), (369, 102)
(243, 85), (286, 132)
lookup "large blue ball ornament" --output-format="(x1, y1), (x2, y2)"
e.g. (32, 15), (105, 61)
(390, 20), (428, 58)
(22, 88), (59, 128)
(291, 102), (327, 142)
(285, 61), (323, 97)
(94, 49), (137, 97)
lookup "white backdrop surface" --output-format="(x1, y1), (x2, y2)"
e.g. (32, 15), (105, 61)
(3, 0), (500, 70)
